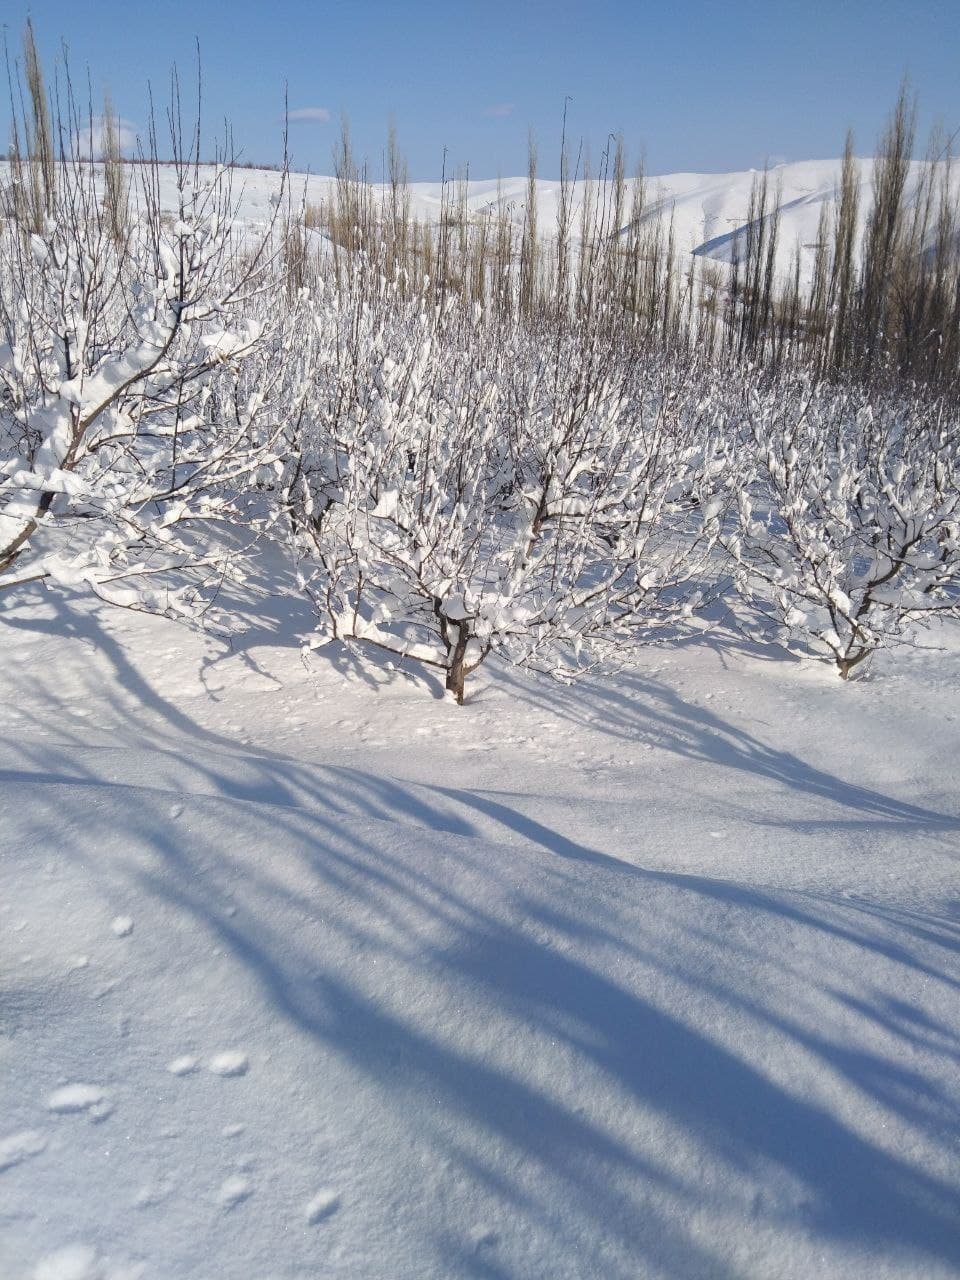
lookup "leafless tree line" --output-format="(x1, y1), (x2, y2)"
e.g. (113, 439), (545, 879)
(290, 87), (959, 391)
(2, 30), (960, 701)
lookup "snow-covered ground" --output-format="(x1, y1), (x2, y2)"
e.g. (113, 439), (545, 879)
(2, 560), (959, 1280)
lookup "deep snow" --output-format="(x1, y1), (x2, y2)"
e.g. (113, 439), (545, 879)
(1, 570), (959, 1279)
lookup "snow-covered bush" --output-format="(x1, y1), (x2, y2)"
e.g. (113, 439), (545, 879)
(286, 270), (727, 702)
(725, 378), (960, 676)
(0, 97), (289, 617)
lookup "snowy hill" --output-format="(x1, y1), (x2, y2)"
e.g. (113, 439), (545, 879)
(163, 157), (956, 286)
(4, 154), (955, 293)
(2, 569), (960, 1279)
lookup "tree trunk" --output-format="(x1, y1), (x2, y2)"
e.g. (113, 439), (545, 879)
(445, 620), (469, 705)
(837, 648), (871, 680)
(445, 660), (465, 704)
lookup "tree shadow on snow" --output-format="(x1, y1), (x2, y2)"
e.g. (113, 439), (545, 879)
(12, 760), (960, 1279)
(5, 585), (960, 1275)
(496, 663), (960, 836)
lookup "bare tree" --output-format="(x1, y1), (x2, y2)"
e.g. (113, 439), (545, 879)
(284, 263), (726, 703)
(0, 44), (290, 617)
(725, 376), (960, 676)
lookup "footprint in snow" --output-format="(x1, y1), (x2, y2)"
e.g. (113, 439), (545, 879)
(217, 1174), (253, 1208)
(470, 1227), (499, 1252)
(111, 916), (134, 938)
(166, 1055), (199, 1076)
(47, 1084), (111, 1119)
(0, 1129), (47, 1171)
(304, 1189), (340, 1223)
(208, 1051), (248, 1077)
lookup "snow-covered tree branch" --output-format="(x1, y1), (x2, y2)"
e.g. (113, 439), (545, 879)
(725, 377), (960, 676)
(286, 268), (728, 702)
(0, 70), (289, 619)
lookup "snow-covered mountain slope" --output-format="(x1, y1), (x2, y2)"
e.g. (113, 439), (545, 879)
(2, 570), (959, 1279)
(6, 155), (951, 289)
(170, 157), (956, 285)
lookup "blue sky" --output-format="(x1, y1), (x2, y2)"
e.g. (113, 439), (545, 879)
(3, 1), (958, 179)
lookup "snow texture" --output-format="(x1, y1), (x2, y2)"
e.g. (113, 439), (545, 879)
(165, 1056), (198, 1077)
(0, 1131), (48, 1172)
(46, 1086), (106, 1115)
(304, 1189), (341, 1223)
(207, 1052), (249, 1077)
(1, 575), (959, 1279)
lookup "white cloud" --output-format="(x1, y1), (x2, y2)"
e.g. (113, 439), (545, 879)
(484, 103), (514, 119)
(288, 107), (331, 124)
(73, 115), (138, 159)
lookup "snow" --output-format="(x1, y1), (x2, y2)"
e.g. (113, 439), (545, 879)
(304, 1189), (341, 1223)
(216, 1175), (253, 1209)
(4, 156), (953, 294)
(0, 1131), (48, 1172)
(32, 1245), (99, 1280)
(45, 1086), (108, 1115)
(165, 1056), (198, 1077)
(1, 574), (959, 1278)
(207, 1051), (249, 1077)
(178, 156), (957, 288)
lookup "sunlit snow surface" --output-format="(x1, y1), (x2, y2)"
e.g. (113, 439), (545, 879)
(1, 566), (959, 1279)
